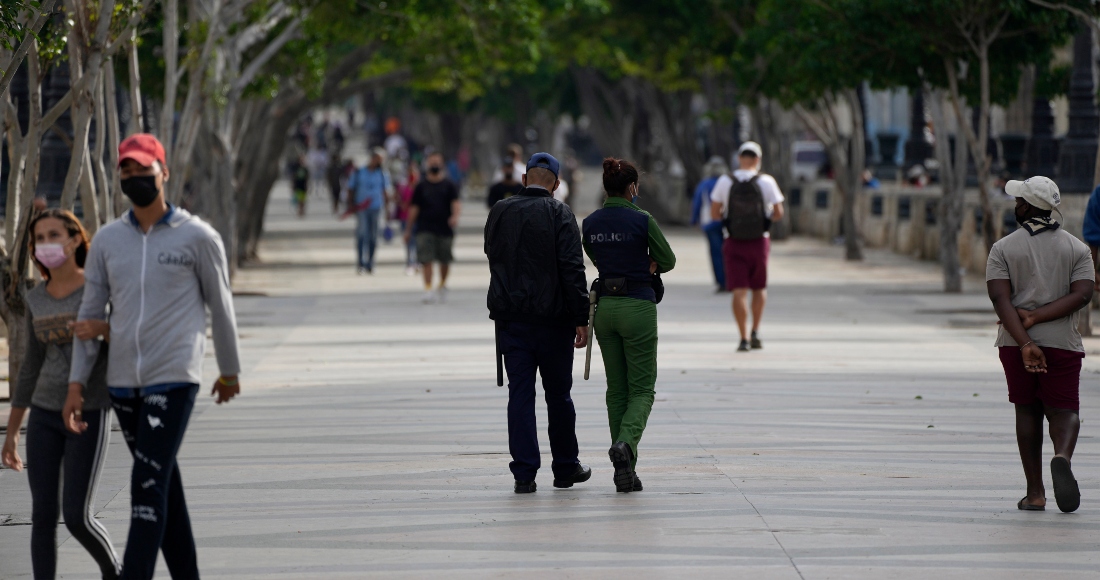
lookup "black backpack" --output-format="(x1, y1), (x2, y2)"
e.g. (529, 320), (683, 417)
(724, 174), (767, 240)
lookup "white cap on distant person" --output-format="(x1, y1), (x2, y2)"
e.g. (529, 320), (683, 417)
(738, 141), (763, 158)
(1006, 176), (1060, 211)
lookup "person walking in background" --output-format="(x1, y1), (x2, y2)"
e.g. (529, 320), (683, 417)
(490, 143), (527, 185)
(710, 141), (785, 352)
(583, 158), (676, 493)
(405, 152), (461, 304)
(485, 152), (591, 494)
(988, 176), (1093, 513)
(383, 117), (407, 159)
(486, 158), (523, 208)
(3, 209), (120, 579)
(692, 156), (730, 293)
(69, 134), (242, 579)
(1081, 182), (1100, 291)
(290, 154), (309, 218)
(397, 162), (421, 275)
(346, 148), (392, 274)
(326, 151), (345, 215)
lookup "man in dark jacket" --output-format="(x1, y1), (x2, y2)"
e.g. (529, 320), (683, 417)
(485, 152), (592, 494)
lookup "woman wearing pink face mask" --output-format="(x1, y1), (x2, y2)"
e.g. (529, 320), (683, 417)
(2, 209), (120, 579)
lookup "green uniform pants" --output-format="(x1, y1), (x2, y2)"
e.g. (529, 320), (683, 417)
(594, 297), (657, 469)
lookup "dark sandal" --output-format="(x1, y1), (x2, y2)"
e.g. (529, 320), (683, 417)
(1017, 497), (1045, 511)
(1051, 456), (1081, 513)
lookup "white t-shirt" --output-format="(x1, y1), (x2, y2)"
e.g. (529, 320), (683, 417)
(383, 134), (407, 158)
(490, 161), (528, 184)
(710, 169), (785, 219)
(553, 180), (570, 202)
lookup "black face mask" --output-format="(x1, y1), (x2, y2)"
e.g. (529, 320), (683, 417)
(428, 166), (442, 175)
(120, 175), (160, 208)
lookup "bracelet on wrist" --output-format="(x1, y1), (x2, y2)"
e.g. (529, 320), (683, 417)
(217, 376), (239, 386)
(1020, 340), (1034, 349)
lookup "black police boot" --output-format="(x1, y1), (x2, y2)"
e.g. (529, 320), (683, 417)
(608, 442), (636, 493)
(514, 480), (537, 494)
(553, 464), (592, 488)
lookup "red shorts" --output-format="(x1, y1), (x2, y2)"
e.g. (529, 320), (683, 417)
(998, 346), (1083, 412)
(723, 237), (770, 290)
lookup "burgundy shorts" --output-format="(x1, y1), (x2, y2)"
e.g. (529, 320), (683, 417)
(998, 346), (1084, 412)
(723, 237), (770, 290)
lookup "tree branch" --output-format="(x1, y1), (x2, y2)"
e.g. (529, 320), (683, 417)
(0, 0), (60, 100)
(231, 14), (303, 96)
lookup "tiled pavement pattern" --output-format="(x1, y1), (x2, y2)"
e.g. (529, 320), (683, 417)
(2, 177), (1098, 578)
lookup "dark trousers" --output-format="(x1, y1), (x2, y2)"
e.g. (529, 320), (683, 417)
(703, 221), (726, 288)
(356, 207), (382, 269)
(111, 385), (199, 580)
(499, 321), (580, 481)
(26, 406), (120, 580)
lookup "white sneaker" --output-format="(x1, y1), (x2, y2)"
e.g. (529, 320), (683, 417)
(437, 287), (448, 303)
(405, 266), (417, 276)
(422, 289), (436, 304)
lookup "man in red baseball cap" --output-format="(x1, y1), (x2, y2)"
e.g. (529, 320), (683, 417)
(68, 133), (242, 578)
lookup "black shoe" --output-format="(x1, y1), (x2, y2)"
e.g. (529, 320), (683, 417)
(750, 332), (762, 349)
(553, 464), (592, 488)
(1051, 456), (1081, 513)
(609, 442), (636, 493)
(632, 474), (643, 492)
(514, 480), (537, 494)
(737, 339), (751, 352)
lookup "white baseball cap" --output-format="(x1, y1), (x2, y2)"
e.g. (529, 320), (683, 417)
(1006, 176), (1061, 211)
(737, 141), (763, 158)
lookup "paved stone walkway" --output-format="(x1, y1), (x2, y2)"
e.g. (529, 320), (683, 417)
(2, 178), (1099, 578)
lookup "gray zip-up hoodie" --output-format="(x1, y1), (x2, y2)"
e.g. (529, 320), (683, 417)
(70, 207), (240, 388)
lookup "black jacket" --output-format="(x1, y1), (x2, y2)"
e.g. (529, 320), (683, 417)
(485, 187), (589, 327)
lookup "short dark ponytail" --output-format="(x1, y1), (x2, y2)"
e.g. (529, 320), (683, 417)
(602, 157), (639, 197)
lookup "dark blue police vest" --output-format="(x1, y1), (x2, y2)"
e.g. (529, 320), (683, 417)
(582, 205), (655, 302)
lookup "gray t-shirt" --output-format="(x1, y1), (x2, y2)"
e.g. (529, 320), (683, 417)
(986, 227), (1094, 352)
(11, 283), (109, 411)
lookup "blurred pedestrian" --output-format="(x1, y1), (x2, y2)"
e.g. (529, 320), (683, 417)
(486, 158), (523, 208)
(485, 152), (591, 493)
(3, 209), (120, 579)
(346, 148), (392, 274)
(326, 151), (345, 215)
(1081, 183), (1100, 291)
(397, 162), (421, 275)
(710, 141), (785, 352)
(289, 154), (309, 218)
(490, 143), (526, 184)
(69, 133), (241, 579)
(583, 158), (676, 493)
(988, 177), (1092, 513)
(383, 117), (407, 158)
(405, 152), (461, 304)
(691, 156), (729, 292)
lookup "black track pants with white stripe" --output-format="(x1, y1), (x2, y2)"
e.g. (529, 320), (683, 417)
(25, 406), (121, 580)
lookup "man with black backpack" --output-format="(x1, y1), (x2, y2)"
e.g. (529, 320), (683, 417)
(710, 141), (785, 352)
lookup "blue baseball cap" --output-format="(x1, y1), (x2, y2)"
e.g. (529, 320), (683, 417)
(526, 152), (560, 178)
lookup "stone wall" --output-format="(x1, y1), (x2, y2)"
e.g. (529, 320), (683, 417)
(785, 180), (1093, 273)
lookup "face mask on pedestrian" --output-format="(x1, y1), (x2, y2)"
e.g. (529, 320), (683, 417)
(631, 183), (639, 205)
(120, 174), (160, 208)
(427, 165), (442, 175)
(34, 242), (70, 269)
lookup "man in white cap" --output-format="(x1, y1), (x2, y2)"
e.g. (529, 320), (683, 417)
(987, 176), (1093, 513)
(710, 141), (785, 352)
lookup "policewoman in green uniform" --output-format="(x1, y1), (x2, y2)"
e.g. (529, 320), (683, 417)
(582, 157), (676, 493)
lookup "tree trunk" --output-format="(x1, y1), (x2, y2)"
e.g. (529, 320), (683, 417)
(571, 67), (633, 160)
(928, 87), (968, 293)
